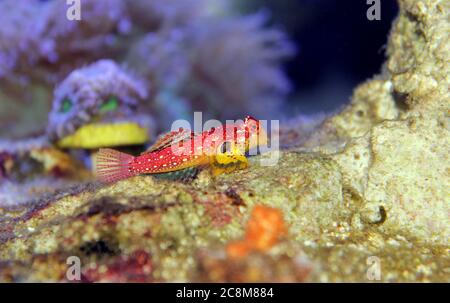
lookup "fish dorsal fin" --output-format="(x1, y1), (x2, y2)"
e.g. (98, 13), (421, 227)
(142, 127), (195, 154)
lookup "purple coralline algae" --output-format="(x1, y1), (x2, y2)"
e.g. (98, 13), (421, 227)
(46, 60), (152, 141)
(0, 0), (294, 130)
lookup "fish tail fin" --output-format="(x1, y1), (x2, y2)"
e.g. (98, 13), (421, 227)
(96, 148), (136, 183)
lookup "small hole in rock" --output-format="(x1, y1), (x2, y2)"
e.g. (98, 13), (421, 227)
(79, 239), (120, 256)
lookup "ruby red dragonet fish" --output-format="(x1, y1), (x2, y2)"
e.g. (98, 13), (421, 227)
(96, 116), (268, 183)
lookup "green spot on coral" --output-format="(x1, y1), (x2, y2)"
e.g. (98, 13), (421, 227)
(99, 97), (119, 113)
(60, 98), (73, 113)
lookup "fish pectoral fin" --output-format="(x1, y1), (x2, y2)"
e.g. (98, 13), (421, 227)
(211, 149), (248, 176)
(214, 153), (248, 166)
(210, 160), (248, 176)
(214, 144), (248, 166)
(152, 166), (199, 183)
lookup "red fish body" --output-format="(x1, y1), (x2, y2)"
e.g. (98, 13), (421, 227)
(96, 116), (267, 183)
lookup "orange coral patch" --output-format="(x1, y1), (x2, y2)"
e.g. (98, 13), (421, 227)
(227, 205), (287, 259)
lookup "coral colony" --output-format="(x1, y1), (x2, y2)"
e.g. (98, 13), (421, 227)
(47, 60), (151, 141)
(0, 0), (294, 137)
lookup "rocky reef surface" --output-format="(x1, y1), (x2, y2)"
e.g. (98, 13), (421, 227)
(0, 0), (449, 282)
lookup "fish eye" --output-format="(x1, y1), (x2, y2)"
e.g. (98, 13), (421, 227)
(60, 98), (73, 113)
(99, 96), (119, 113)
(247, 123), (257, 132)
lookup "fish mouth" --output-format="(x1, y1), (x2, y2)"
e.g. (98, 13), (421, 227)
(56, 118), (152, 149)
